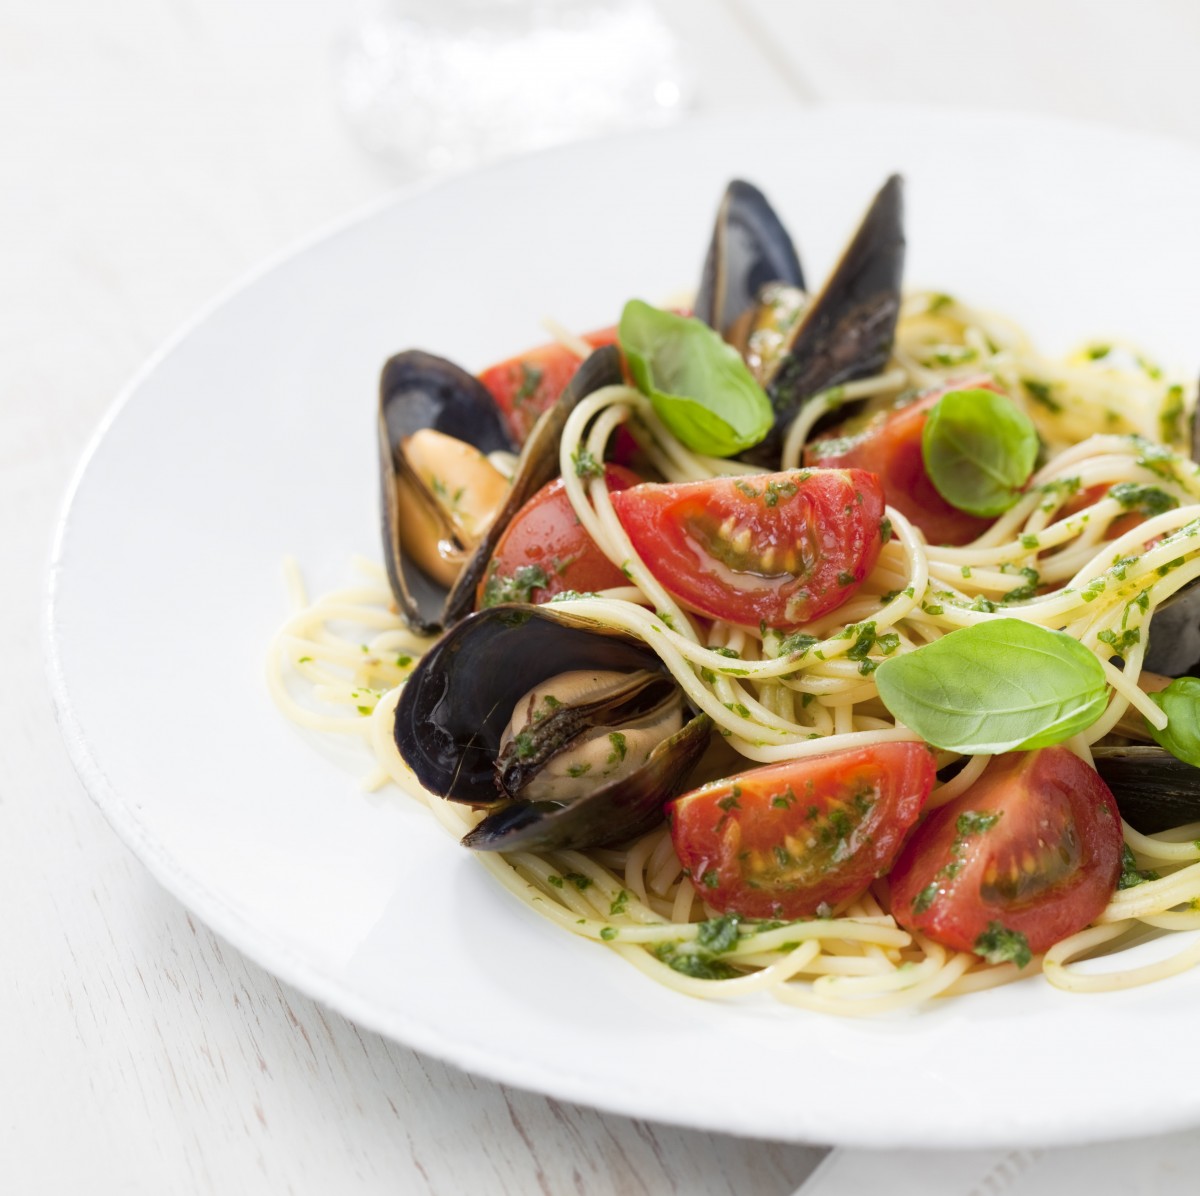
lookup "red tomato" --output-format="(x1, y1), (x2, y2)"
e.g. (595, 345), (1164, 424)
(477, 465), (639, 607)
(669, 743), (937, 920)
(888, 748), (1123, 962)
(478, 326), (619, 445)
(609, 469), (886, 630)
(804, 379), (1001, 547)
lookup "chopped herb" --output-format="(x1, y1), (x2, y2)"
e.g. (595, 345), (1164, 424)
(763, 479), (799, 507)
(701, 869), (720, 889)
(912, 882), (940, 914)
(394, 654), (412, 668)
(514, 361), (544, 406)
(298, 655), (312, 663)
(973, 922), (1032, 968)
(513, 731), (537, 759)
(1001, 567), (1041, 603)
(1021, 533), (1041, 551)
(566, 762), (592, 778)
(837, 570), (856, 587)
(609, 890), (629, 917)
(879, 516), (893, 544)
(571, 447), (603, 479)
(599, 927), (618, 942)
(606, 732), (627, 765)
(956, 810), (1001, 836)
(1108, 482), (1179, 517)
(1022, 377), (1062, 413)
(696, 915), (741, 953)
(1161, 384), (1185, 445)
(565, 872), (591, 891)
(1117, 845), (1159, 890)
(547, 874), (564, 889)
(665, 953), (739, 980)
(734, 479), (761, 499)
(481, 563), (551, 607)
(1097, 627), (1140, 658)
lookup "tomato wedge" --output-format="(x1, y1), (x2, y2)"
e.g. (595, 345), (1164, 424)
(888, 748), (1123, 964)
(804, 380), (1001, 547)
(477, 465), (639, 607)
(668, 743), (937, 920)
(609, 469), (886, 629)
(478, 326), (619, 445)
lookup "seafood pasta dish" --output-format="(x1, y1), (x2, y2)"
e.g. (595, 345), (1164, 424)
(269, 177), (1200, 1015)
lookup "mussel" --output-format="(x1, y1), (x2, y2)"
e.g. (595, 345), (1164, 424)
(696, 177), (906, 467)
(394, 604), (712, 851)
(1093, 746), (1200, 834)
(379, 346), (624, 634)
(695, 179), (806, 338)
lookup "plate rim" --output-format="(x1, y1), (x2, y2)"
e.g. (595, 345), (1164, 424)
(43, 102), (1200, 1148)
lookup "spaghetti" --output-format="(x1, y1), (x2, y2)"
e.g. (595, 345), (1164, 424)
(268, 290), (1200, 1015)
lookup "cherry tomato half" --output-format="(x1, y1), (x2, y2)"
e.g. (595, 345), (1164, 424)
(479, 326), (619, 445)
(888, 748), (1123, 962)
(609, 469), (886, 630)
(668, 743), (937, 920)
(476, 465), (639, 608)
(804, 379), (1000, 547)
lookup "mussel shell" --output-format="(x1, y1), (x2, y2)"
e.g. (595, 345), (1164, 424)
(394, 603), (680, 805)
(743, 174), (906, 466)
(1093, 746), (1200, 833)
(442, 345), (623, 627)
(462, 711), (712, 852)
(379, 346), (624, 634)
(1145, 575), (1200, 678)
(379, 351), (515, 633)
(695, 180), (805, 337)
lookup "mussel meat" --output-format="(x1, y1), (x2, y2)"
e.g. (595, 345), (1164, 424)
(379, 345), (624, 634)
(393, 604), (711, 851)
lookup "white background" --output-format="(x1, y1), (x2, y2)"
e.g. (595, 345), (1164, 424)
(7, 1), (1200, 1191)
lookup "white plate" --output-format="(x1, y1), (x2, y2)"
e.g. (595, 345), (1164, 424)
(46, 107), (1200, 1148)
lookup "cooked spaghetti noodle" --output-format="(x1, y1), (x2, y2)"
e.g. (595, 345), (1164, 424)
(267, 291), (1200, 1015)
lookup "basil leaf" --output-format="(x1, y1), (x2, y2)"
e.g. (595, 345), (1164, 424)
(874, 619), (1107, 753)
(922, 388), (1039, 516)
(619, 299), (772, 457)
(1149, 677), (1200, 767)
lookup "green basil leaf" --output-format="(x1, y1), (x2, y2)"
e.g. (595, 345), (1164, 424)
(1149, 677), (1200, 767)
(874, 619), (1107, 753)
(921, 388), (1039, 516)
(619, 299), (773, 457)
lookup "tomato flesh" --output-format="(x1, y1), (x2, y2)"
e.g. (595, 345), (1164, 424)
(804, 379), (1000, 547)
(477, 465), (638, 607)
(668, 743), (937, 920)
(479, 326), (619, 445)
(609, 469), (886, 630)
(888, 748), (1123, 960)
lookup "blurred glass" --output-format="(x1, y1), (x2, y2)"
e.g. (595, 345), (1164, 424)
(335, 0), (692, 177)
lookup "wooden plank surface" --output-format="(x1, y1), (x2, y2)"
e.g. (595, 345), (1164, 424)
(1, 0), (823, 1192)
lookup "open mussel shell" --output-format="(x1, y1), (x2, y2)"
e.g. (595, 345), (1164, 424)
(1145, 581), (1200, 677)
(379, 345), (623, 635)
(463, 712), (711, 852)
(1093, 746), (1200, 833)
(379, 351), (514, 633)
(393, 603), (712, 851)
(442, 345), (623, 627)
(743, 174), (906, 466)
(695, 180), (805, 338)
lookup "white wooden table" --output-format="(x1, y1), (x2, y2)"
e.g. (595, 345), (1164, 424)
(7, 2), (1199, 1191)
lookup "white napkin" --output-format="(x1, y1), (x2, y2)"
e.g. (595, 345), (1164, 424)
(799, 1133), (1200, 1196)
